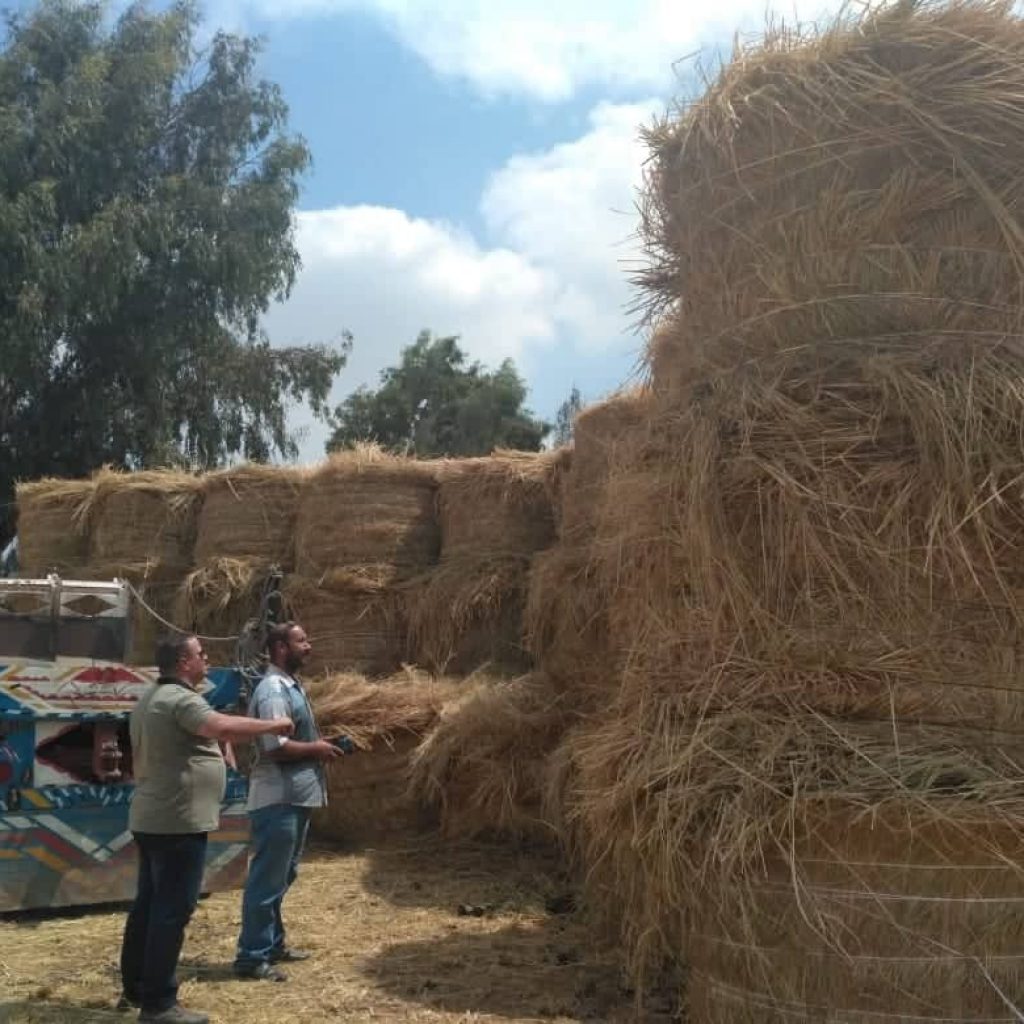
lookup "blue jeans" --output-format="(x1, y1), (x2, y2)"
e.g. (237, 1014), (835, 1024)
(235, 804), (311, 967)
(120, 832), (208, 1013)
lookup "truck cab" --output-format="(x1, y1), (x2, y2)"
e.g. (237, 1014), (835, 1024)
(0, 576), (250, 911)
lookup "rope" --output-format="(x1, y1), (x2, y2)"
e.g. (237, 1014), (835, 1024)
(125, 581), (240, 644)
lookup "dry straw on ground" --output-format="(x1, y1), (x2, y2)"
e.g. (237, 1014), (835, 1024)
(86, 468), (202, 574)
(436, 450), (561, 558)
(14, 478), (94, 575)
(404, 554), (533, 676)
(194, 464), (305, 566)
(410, 675), (572, 843)
(295, 445), (439, 581)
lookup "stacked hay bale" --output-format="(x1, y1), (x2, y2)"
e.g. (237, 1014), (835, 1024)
(524, 391), (650, 693)
(405, 450), (563, 675)
(289, 446), (439, 676)
(14, 478), (95, 576)
(408, 674), (571, 843)
(83, 469), (203, 663)
(180, 464), (305, 664)
(551, 3), (1024, 1020)
(306, 670), (464, 843)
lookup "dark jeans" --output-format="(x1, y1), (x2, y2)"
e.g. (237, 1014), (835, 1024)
(235, 804), (310, 967)
(120, 831), (208, 1013)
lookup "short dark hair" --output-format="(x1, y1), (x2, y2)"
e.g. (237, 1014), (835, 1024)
(156, 634), (196, 675)
(266, 621), (300, 657)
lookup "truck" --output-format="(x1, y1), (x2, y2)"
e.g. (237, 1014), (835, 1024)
(0, 574), (253, 912)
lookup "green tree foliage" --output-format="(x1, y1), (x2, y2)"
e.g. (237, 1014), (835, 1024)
(552, 385), (583, 447)
(0, 0), (348, 538)
(329, 332), (550, 457)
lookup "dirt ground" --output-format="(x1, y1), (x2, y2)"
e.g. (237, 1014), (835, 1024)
(0, 839), (676, 1023)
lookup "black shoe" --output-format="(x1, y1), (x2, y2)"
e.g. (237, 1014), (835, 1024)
(233, 961), (288, 982)
(138, 1005), (209, 1024)
(270, 946), (311, 963)
(116, 994), (140, 1012)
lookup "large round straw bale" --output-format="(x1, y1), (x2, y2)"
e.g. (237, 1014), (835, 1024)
(194, 464), (304, 566)
(283, 575), (405, 677)
(403, 554), (532, 676)
(562, 693), (1024, 999)
(15, 478), (94, 575)
(437, 451), (559, 558)
(295, 447), (439, 580)
(88, 469), (202, 574)
(409, 675), (571, 843)
(689, 803), (1024, 1022)
(639, 1), (1024, 387)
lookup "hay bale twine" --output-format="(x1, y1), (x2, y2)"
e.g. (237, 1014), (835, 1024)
(283, 575), (405, 678)
(88, 469), (202, 575)
(689, 804), (1024, 1023)
(437, 451), (559, 558)
(194, 464), (304, 566)
(295, 447), (439, 581)
(403, 554), (532, 676)
(15, 478), (94, 576)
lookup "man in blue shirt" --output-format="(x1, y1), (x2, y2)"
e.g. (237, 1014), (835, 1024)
(233, 621), (344, 981)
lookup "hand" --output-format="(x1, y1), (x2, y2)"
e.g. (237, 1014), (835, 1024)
(267, 717), (295, 737)
(312, 739), (344, 761)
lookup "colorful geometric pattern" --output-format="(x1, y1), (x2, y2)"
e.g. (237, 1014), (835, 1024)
(0, 802), (250, 911)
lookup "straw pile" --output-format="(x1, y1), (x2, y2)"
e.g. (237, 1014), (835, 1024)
(409, 675), (572, 843)
(295, 445), (439, 582)
(194, 464), (304, 566)
(532, 3), (1024, 1019)
(307, 670), (465, 844)
(14, 478), (94, 576)
(176, 557), (272, 665)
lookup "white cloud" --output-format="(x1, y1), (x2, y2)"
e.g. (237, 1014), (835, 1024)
(268, 100), (656, 460)
(229, 0), (838, 101)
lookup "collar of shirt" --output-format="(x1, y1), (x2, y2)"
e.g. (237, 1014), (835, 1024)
(265, 666), (300, 690)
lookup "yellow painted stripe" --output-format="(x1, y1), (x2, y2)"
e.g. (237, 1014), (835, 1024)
(25, 846), (68, 872)
(0, 849), (22, 860)
(19, 790), (52, 809)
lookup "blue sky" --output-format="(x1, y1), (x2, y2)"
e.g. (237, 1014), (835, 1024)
(24, 0), (841, 460)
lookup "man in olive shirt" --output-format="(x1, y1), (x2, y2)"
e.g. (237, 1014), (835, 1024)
(120, 634), (294, 1024)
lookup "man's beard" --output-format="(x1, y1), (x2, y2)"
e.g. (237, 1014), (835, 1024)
(284, 651), (305, 674)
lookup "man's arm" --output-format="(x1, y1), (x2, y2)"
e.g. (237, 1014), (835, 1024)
(196, 711), (294, 743)
(268, 738), (343, 763)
